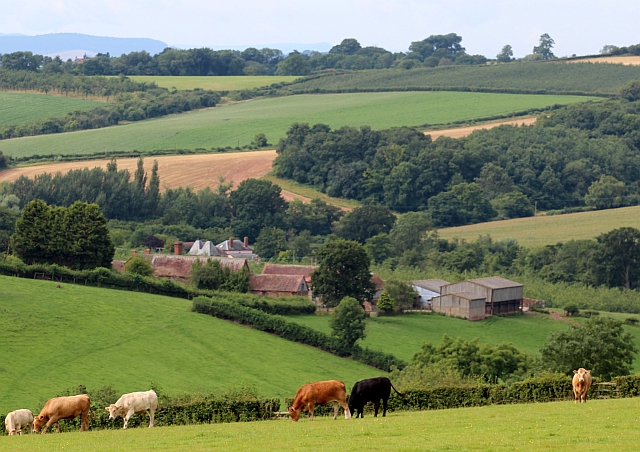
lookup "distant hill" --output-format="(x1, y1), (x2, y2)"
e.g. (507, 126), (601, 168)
(0, 33), (168, 57)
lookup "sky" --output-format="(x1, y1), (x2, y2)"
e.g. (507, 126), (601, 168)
(1, 0), (639, 58)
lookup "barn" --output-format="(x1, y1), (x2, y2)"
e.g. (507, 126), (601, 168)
(412, 279), (450, 308)
(249, 274), (309, 297)
(431, 292), (486, 321)
(440, 276), (523, 316)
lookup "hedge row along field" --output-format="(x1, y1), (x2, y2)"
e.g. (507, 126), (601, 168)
(126, 75), (300, 91)
(192, 297), (406, 371)
(0, 91), (595, 158)
(282, 62), (640, 95)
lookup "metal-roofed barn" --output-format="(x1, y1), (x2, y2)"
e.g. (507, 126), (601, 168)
(412, 279), (450, 308)
(441, 276), (523, 316)
(431, 291), (486, 321)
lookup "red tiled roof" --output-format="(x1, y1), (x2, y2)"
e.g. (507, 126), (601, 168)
(262, 264), (317, 282)
(111, 260), (126, 273)
(371, 274), (385, 290)
(249, 274), (307, 293)
(139, 255), (248, 279)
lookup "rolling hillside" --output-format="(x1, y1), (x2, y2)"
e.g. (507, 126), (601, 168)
(284, 62), (640, 95)
(127, 75), (300, 91)
(0, 92), (105, 126)
(437, 206), (640, 246)
(0, 91), (594, 158)
(0, 276), (378, 411)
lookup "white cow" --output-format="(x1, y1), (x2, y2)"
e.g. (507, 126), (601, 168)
(5, 409), (34, 436)
(105, 390), (158, 429)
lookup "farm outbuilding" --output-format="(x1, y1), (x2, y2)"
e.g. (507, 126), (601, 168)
(139, 255), (249, 283)
(412, 279), (450, 308)
(249, 274), (309, 297)
(431, 292), (486, 321)
(441, 276), (523, 316)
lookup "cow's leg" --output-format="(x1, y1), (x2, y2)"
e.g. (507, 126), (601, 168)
(382, 397), (388, 417)
(148, 408), (156, 428)
(373, 401), (380, 417)
(573, 390), (578, 404)
(82, 411), (90, 431)
(124, 408), (135, 429)
(333, 402), (339, 420)
(341, 401), (351, 419)
(308, 403), (315, 421)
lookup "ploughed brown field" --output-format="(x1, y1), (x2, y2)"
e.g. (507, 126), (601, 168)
(566, 56), (640, 66)
(0, 150), (308, 203)
(424, 117), (537, 139)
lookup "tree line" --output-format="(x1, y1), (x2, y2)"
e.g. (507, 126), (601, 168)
(0, 71), (219, 140)
(273, 88), (640, 227)
(0, 34), (491, 78)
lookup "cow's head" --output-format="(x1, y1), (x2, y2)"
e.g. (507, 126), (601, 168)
(573, 368), (591, 383)
(288, 406), (301, 422)
(32, 415), (48, 433)
(105, 404), (126, 420)
(8, 429), (17, 436)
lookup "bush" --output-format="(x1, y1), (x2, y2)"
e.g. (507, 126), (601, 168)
(192, 297), (405, 371)
(377, 291), (396, 314)
(124, 256), (154, 277)
(564, 304), (579, 316)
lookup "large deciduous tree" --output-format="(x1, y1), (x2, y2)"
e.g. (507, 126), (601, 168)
(334, 205), (396, 244)
(595, 227), (640, 290)
(540, 317), (637, 380)
(229, 179), (287, 241)
(533, 33), (556, 60)
(311, 239), (375, 307)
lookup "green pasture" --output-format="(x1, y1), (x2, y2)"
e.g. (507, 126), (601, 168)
(0, 91), (595, 158)
(126, 75), (301, 91)
(0, 276), (377, 411)
(0, 92), (104, 126)
(287, 313), (572, 362)
(288, 62), (640, 95)
(438, 205), (640, 246)
(262, 174), (361, 209)
(4, 398), (640, 451)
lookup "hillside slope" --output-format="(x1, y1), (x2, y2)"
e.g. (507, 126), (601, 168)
(0, 276), (377, 411)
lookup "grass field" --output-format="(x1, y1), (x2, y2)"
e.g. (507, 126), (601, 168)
(0, 92), (105, 126)
(0, 276), (377, 411)
(262, 174), (361, 210)
(3, 398), (640, 451)
(286, 62), (640, 95)
(286, 312), (640, 371)
(567, 56), (640, 66)
(437, 206), (640, 246)
(126, 75), (301, 91)
(0, 91), (595, 158)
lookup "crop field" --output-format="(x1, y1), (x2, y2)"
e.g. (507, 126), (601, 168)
(285, 62), (640, 95)
(3, 398), (640, 451)
(437, 206), (640, 246)
(0, 91), (595, 158)
(0, 92), (105, 126)
(567, 56), (640, 66)
(125, 75), (301, 91)
(425, 116), (537, 139)
(0, 276), (377, 411)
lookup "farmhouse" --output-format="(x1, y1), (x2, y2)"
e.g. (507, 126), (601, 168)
(431, 276), (524, 321)
(249, 274), (309, 297)
(216, 237), (256, 258)
(140, 254), (249, 282)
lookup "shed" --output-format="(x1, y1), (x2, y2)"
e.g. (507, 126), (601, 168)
(249, 274), (309, 297)
(412, 279), (450, 308)
(431, 292), (486, 321)
(441, 276), (523, 316)
(262, 264), (317, 283)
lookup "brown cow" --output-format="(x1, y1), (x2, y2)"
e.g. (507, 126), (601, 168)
(33, 394), (91, 434)
(289, 380), (352, 422)
(572, 368), (592, 404)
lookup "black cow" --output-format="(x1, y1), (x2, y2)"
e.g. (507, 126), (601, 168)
(348, 377), (404, 418)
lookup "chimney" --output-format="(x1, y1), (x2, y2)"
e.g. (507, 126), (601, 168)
(228, 237), (234, 250)
(244, 237), (249, 248)
(174, 241), (183, 256)
(144, 249), (150, 255)
(132, 250), (137, 256)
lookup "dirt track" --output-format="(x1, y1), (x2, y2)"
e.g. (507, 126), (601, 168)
(424, 117), (537, 139)
(0, 150), (307, 202)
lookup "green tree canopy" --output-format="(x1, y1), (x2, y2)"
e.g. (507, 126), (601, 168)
(229, 179), (287, 241)
(124, 256), (154, 277)
(335, 205), (396, 244)
(595, 227), (640, 290)
(540, 317), (637, 380)
(533, 33), (556, 60)
(311, 239), (375, 307)
(496, 45), (514, 63)
(276, 52), (311, 76)
(190, 259), (250, 292)
(329, 296), (366, 348)
(254, 227), (288, 259)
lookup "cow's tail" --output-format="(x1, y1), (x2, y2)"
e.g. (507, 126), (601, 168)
(390, 383), (407, 399)
(89, 410), (97, 419)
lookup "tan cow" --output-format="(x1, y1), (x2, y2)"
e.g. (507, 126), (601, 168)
(572, 368), (593, 403)
(33, 394), (91, 434)
(5, 409), (34, 435)
(105, 390), (158, 429)
(289, 380), (352, 422)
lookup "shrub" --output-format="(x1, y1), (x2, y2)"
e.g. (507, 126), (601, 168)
(329, 296), (367, 348)
(124, 256), (154, 277)
(377, 291), (396, 314)
(564, 304), (579, 316)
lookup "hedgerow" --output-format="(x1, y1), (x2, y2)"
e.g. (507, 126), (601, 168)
(192, 297), (406, 371)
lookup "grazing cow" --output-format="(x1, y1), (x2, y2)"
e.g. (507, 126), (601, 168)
(572, 368), (593, 404)
(32, 394), (91, 434)
(348, 377), (404, 418)
(289, 380), (352, 422)
(105, 390), (158, 429)
(4, 409), (34, 436)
